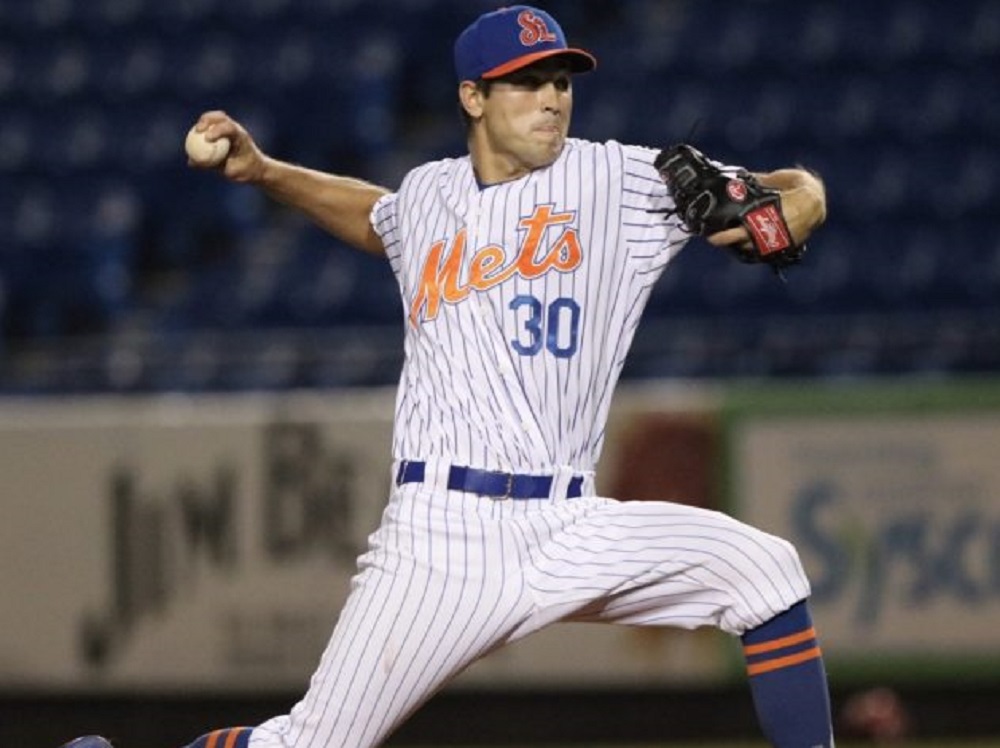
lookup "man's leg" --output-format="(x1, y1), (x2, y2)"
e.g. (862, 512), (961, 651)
(182, 728), (253, 748)
(59, 489), (535, 748)
(742, 599), (834, 748)
(211, 488), (533, 748)
(524, 497), (835, 748)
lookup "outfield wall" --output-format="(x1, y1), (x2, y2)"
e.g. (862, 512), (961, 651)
(2, 380), (999, 693)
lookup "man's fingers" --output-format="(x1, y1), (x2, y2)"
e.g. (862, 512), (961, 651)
(193, 111), (237, 142)
(706, 226), (748, 247)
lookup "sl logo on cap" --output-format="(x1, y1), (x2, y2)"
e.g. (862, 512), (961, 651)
(517, 10), (556, 46)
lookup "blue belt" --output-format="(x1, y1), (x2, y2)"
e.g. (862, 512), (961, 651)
(395, 461), (583, 500)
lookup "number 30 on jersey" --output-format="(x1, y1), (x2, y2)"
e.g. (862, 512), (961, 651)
(509, 294), (580, 358)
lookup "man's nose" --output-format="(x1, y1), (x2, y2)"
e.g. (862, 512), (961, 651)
(538, 82), (561, 110)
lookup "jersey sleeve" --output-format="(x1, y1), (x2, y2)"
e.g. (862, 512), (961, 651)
(618, 143), (688, 267)
(370, 191), (403, 277)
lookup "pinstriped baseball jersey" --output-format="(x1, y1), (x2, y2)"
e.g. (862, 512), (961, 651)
(372, 138), (686, 475)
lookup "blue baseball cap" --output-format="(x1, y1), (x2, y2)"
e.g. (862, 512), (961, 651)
(454, 5), (597, 81)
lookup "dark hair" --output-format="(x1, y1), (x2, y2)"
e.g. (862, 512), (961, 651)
(458, 78), (494, 129)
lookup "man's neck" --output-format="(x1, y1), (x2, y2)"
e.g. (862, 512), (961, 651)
(469, 145), (531, 187)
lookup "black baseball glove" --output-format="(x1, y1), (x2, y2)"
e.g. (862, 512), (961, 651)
(654, 143), (805, 271)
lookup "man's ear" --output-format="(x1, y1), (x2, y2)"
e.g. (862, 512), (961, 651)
(459, 81), (484, 119)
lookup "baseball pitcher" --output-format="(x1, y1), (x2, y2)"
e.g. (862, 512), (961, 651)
(65, 5), (830, 748)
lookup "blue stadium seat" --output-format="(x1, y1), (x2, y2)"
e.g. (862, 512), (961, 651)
(247, 28), (322, 91)
(967, 0), (1000, 59)
(60, 109), (113, 170)
(121, 103), (190, 171)
(0, 42), (21, 102)
(147, 0), (221, 31)
(101, 37), (168, 99)
(0, 113), (33, 173)
(4, 0), (74, 33)
(77, 0), (148, 32)
(168, 33), (241, 99)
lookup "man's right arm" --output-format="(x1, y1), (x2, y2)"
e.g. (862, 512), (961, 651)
(255, 157), (390, 256)
(188, 111), (390, 256)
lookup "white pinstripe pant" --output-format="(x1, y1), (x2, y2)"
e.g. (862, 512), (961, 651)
(251, 481), (810, 748)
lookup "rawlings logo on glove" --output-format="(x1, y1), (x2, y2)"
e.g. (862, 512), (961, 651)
(654, 143), (805, 273)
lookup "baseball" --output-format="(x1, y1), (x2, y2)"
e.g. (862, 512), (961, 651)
(185, 125), (230, 166)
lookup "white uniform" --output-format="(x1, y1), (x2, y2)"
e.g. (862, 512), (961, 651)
(250, 139), (810, 748)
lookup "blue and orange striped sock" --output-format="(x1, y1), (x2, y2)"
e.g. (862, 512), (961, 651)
(184, 728), (253, 748)
(742, 601), (834, 748)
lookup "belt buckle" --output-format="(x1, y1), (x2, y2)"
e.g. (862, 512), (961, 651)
(490, 471), (515, 501)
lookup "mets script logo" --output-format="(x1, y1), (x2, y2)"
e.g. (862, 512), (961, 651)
(409, 204), (582, 326)
(518, 9), (557, 46)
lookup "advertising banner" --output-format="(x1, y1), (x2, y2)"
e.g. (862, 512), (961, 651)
(0, 394), (394, 690)
(726, 383), (1000, 682)
(0, 385), (728, 691)
(13, 381), (996, 690)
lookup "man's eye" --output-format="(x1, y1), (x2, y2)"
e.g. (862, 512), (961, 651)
(506, 72), (571, 90)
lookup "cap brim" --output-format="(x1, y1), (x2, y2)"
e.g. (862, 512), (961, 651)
(480, 48), (597, 80)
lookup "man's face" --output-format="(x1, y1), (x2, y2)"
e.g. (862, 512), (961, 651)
(479, 58), (574, 172)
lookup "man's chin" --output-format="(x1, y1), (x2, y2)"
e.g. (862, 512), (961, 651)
(529, 139), (565, 169)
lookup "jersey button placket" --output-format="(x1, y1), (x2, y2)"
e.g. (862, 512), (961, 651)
(468, 198), (493, 330)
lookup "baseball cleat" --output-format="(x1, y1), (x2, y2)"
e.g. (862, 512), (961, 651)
(59, 737), (113, 748)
